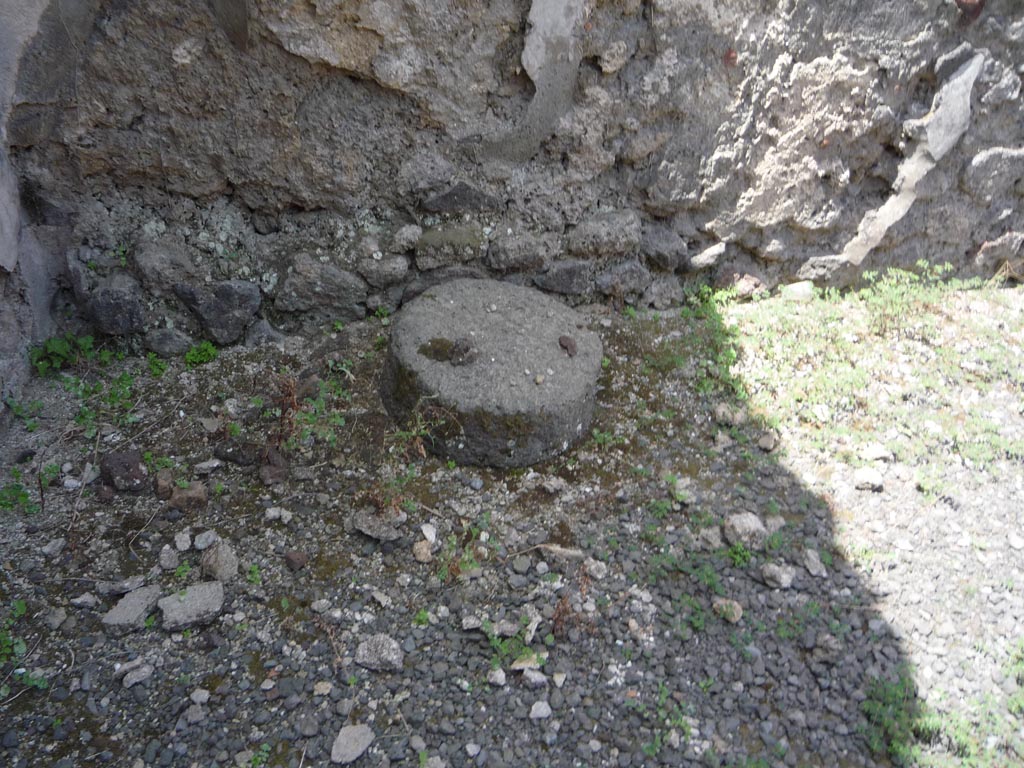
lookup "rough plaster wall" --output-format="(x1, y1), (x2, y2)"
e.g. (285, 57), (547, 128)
(2, 0), (1023, 365)
(0, 0), (60, 405)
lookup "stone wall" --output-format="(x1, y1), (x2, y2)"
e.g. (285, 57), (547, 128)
(2, 0), (1022, 363)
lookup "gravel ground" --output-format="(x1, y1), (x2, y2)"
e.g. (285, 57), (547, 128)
(1, 279), (1022, 768)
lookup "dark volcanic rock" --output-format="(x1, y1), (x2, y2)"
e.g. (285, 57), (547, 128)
(175, 280), (261, 345)
(100, 449), (148, 493)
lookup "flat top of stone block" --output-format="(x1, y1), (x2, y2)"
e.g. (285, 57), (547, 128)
(388, 279), (602, 416)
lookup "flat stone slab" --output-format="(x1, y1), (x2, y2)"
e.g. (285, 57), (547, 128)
(158, 581), (224, 630)
(381, 278), (602, 467)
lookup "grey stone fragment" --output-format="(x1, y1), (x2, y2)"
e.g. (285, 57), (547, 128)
(390, 224), (423, 253)
(761, 563), (796, 589)
(641, 224), (687, 271)
(690, 243), (726, 271)
(158, 582), (224, 630)
(193, 530), (220, 550)
(274, 256), (366, 321)
(803, 549), (828, 578)
(485, 231), (552, 273)
(245, 319), (286, 347)
(723, 513), (768, 551)
(962, 147), (1024, 201)
(100, 450), (148, 493)
(599, 40), (629, 74)
(44, 607), (67, 630)
(176, 279), (261, 344)
(331, 723), (374, 764)
(533, 260), (591, 295)
(779, 281), (816, 301)
(643, 275), (684, 309)
(529, 700), (552, 719)
(159, 545), (180, 571)
(381, 279), (603, 467)
(422, 181), (500, 213)
(357, 255), (409, 289)
(133, 239), (196, 296)
(355, 633), (404, 671)
(123, 664), (154, 689)
(567, 210), (642, 258)
(41, 537), (65, 557)
(200, 541), (238, 582)
(71, 593), (98, 608)
(168, 481), (207, 512)
(251, 212), (279, 235)
(854, 466), (884, 491)
(595, 259), (652, 297)
(352, 508), (402, 542)
(415, 223), (485, 270)
(89, 278), (146, 336)
(96, 575), (146, 596)
(398, 149), (455, 196)
(101, 585), (161, 632)
(145, 328), (193, 357)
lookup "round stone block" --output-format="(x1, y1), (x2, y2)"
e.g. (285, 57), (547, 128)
(380, 278), (602, 467)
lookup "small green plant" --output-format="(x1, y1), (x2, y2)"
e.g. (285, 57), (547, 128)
(108, 243), (129, 268)
(250, 742), (272, 767)
(861, 668), (927, 766)
(860, 261), (967, 340)
(185, 341), (219, 368)
(676, 595), (706, 633)
(726, 542), (752, 568)
(374, 306), (391, 321)
(0, 469), (38, 514)
(29, 334), (97, 376)
(649, 499), (672, 520)
(629, 681), (691, 758)
(776, 601), (820, 640)
(765, 530), (785, 552)
(1, 599), (47, 697)
(247, 564), (261, 585)
(174, 561), (192, 581)
(146, 352), (168, 378)
(144, 614), (157, 630)
(623, 305), (638, 320)
(591, 428), (621, 450)
(481, 614), (538, 670)
(332, 320), (345, 332)
(413, 608), (430, 627)
(4, 398), (43, 431)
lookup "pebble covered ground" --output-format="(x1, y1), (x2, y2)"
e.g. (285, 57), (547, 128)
(0, 277), (1022, 768)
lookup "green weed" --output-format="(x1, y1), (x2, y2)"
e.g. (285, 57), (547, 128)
(185, 341), (219, 368)
(29, 334), (98, 376)
(4, 398), (43, 431)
